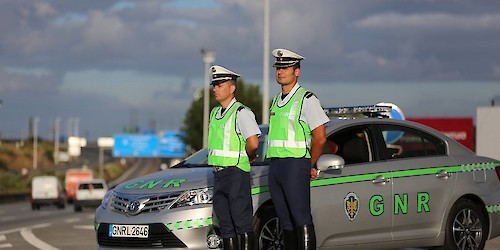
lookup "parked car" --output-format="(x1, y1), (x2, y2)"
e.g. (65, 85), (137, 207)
(31, 175), (65, 210)
(95, 105), (500, 249)
(74, 179), (108, 212)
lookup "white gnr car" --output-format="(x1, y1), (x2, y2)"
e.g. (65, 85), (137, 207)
(95, 105), (500, 249)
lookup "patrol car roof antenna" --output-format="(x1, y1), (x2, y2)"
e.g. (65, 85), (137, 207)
(323, 105), (392, 119)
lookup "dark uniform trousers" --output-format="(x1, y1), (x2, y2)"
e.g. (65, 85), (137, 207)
(269, 158), (313, 230)
(213, 167), (254, 238)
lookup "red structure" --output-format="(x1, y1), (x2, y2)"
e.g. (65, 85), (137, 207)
(408, 117), (474, 151)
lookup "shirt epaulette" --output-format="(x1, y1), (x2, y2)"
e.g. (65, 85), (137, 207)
(305, 91), (315, 99)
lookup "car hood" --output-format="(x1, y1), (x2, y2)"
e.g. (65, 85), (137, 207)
(112, 167), (215, 195)
(112, 165), (270, 196)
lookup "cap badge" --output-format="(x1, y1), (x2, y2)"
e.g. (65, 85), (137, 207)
(211, 67), (217, 73)
(277, 50), (283, 57)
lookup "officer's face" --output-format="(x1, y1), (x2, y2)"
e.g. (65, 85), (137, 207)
(212, 81), (235, 103)
(275, 66), (300, 86)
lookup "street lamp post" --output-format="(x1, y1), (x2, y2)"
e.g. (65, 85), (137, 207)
(0, 99), (3, 144)
(33, 117), (39, 170)
(54, 117), (60, 165)
(262, 0), (270, 124)
(201, 48), (215, 148)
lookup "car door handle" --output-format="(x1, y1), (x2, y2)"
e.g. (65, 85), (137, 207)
(436, 170), (451, 179)
(372, 175), (390, 184)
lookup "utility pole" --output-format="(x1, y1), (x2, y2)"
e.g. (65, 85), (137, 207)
(201, 48), (215, 148)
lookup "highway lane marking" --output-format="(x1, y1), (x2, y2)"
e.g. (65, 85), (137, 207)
(0, 223), (58, 250)
(20, 224), (59, 250)
(64, 218), (81, 223)
(0, 235), (12, 248)
(0, 223), (49, 235)
(73, 225), (94, 230)
(0, 216), (17, 222)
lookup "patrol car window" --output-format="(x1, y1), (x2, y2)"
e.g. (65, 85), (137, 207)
(376, 125), (445, 159)
(324, 127), (373, 165)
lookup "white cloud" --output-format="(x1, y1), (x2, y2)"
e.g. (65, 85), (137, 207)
(2, 0), (500, 140)
(355, 12), (500, 31)
(34, 1), (57, 17)
(83, 10), (127, 47)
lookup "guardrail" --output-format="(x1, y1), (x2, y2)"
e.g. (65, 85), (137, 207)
(0, 192), (30, 204)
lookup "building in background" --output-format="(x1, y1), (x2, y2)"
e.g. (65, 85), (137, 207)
(476, 106), (500, 160)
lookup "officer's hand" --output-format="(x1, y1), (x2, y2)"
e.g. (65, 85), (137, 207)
(310, 168), (318, 181)
(249, 154), (259, 164)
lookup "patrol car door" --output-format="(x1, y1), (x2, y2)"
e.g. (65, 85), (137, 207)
(312, 125), (393, 247)
(373, 124), (455, 241)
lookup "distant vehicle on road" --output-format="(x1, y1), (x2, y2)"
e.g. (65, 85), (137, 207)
(65, 168), (93, 203)
(31, 175), (65, 210)
(74, 179), (108, 212)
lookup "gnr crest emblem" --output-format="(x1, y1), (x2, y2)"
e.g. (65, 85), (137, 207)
(344, 192), (359, 221)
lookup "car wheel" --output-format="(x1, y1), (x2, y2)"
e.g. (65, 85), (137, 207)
(443, 198), (488, 250)
(254, 206), (283, 250)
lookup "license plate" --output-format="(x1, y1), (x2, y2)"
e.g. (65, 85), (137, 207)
(109, 224), (149, 238)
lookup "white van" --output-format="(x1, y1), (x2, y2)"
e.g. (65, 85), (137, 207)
(74, 179), (108, 212)
(31, 175), (66, 210)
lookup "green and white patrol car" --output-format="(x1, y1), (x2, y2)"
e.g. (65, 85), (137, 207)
(95, 104), (500, 249)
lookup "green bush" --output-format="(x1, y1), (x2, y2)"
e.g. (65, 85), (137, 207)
(44, 149), (54, 162)
(0, 172), (30, 194)
(0, 159), (7, 171)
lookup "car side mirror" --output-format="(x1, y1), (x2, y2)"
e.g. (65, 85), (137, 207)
(317, 154), (345, 171)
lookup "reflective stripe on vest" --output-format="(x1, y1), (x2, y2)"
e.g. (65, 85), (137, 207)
(207, 102), (250, 172)
(266, 87), (312, 158)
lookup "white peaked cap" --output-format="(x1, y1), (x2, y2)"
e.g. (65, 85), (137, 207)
(272, 48), (305, 68)
(210, 65), (241, 85)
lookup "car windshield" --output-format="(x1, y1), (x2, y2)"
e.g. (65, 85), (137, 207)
(172, 133), (269, 169)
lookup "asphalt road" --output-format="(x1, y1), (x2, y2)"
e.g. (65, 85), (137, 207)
(0, 157), (161, 250)
(1, 200), (499, 250)
(0, 202), (97, 250)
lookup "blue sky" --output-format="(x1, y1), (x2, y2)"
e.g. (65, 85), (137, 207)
(0, 0), (499, 141)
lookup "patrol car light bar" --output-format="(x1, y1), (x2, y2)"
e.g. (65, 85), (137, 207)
(323, 105), (392, 118)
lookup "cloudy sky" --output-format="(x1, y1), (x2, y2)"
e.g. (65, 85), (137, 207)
(1, 0), (499, 141)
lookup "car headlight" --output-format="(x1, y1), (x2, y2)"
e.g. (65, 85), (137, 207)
(100, 189), (115, 209)
(170, 187), (213, 208)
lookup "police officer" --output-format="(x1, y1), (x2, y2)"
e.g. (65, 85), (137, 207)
(208, 65), (261, 250)
(266, 49), (329, 250)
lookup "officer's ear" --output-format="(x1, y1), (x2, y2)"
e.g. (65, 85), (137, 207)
(294, 68), (301, 77)
(229, 83), (236, 94)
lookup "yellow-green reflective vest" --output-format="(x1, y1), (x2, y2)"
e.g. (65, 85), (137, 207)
(207, 102), (250, 172)
(266, 87), (312, 158)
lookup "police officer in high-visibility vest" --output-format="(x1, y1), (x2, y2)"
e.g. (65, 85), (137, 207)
(208, 65), (261, 250)
(267, 49), (329, 250)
